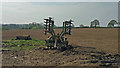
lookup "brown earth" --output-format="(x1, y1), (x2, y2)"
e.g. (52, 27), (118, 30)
(2, 28), (119, 66)
(2, 28), (119, 54)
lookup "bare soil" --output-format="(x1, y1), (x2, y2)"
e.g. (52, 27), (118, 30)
(2, 28), (119, 66)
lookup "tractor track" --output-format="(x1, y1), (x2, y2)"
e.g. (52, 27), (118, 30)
(2, 45), (119, 66)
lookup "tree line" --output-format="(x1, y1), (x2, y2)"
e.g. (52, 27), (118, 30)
(80, 19), (120, 28)
(2, 19), (120, 30)
(2, 22), (44, 30)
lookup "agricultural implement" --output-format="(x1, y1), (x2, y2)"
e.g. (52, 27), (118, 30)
(44, 17), (73, 51)
(16, 35), (31, 40)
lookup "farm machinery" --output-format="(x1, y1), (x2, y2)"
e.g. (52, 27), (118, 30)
(16, 35), (31, 40)
(44, 17), (74, 51)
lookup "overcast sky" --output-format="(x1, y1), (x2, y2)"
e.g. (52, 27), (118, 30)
(2, 2), (118, 27)
(2, 0), (120, 2)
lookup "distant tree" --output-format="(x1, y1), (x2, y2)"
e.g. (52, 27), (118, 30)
(2, 24), (23, 29)
(80, 24), (84, 27)
(107, 20), (117, 27)
(2, 27), (9, 30)
(90, 19), (100, 28)
(28, 22), (44, 29)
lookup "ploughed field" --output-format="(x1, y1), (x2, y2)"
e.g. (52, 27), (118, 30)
(2, 28), (119, 66)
